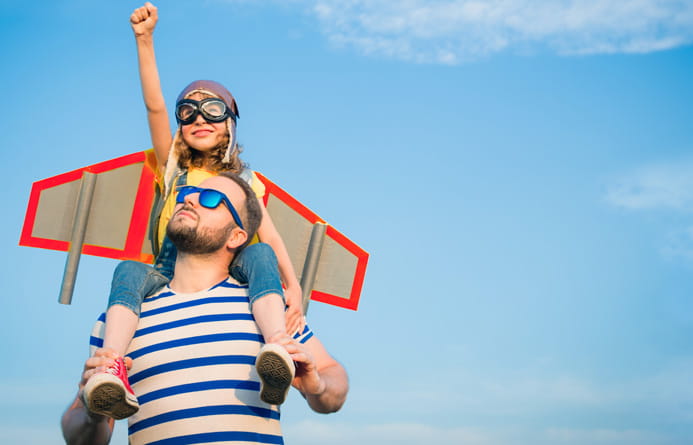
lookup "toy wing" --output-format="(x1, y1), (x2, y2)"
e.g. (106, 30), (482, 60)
(19, 150), (157, 264)
(256, 172), (368, 311)
(20, 151), (368, 310)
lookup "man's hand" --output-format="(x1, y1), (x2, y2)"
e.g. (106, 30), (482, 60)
(130, 2), (158, 37)
(62, 349), (129, 445)
(274, 337), (325, 396)
(274, 335), (348, 413)
(78, 348), (132, 400)
(283, 284), (305, 336)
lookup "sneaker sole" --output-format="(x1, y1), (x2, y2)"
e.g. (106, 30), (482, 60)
(256, 345), (295, 405)
(83, 373), (139, 420)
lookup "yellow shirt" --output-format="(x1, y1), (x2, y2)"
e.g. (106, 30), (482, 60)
(156, 167), (265, 252)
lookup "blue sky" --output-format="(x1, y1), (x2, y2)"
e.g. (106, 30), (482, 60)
(2, 1), (693, 444)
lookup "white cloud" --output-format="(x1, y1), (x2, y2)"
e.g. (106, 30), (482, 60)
(221, 0), (693, 63)
(284, 420), (500, 445)
(604, 161), (693, 264)
(605, 162), (693, 211)
(309, 0), (693, 63)
(279, 361), (693, 444)
(333, 358), (693, 430)
(283, 421), (683, 445)
(543, 428), (676, 445)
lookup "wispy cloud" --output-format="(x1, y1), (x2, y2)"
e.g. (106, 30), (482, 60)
(284, 421), (681, 445)
(284, 421), (501, 445)
(285, 368), (693, 444)
(605, 161), (693, 211)
(543, 428), (677, 445)
(315, 359), (693, 444)
(236, 0), (693, 63)
(605, 160), (693, 263)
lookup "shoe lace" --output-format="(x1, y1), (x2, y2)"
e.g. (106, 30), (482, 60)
(106, 358), (123, 375)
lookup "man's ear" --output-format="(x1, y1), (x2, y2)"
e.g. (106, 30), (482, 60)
(226, 227), (248, 250)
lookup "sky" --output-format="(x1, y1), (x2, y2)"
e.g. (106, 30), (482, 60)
(2, 0), (693, 444)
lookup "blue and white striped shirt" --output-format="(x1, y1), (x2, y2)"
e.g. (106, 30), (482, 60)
(90, 277), (313, 445)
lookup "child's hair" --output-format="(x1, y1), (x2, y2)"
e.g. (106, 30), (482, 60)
(176, 138), (246, 174)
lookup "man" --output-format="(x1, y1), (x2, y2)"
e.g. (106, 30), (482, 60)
(61, 172), (349, 445)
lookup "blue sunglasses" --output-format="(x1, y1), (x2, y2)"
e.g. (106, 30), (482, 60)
(175, 185), (245, 230)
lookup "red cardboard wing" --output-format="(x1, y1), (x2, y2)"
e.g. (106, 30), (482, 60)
(20, 151), (368, 310)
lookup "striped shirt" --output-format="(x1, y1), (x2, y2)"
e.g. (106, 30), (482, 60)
(90, 277), (313, 445)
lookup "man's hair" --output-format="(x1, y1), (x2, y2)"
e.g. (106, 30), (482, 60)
(217, 171), (262, 247)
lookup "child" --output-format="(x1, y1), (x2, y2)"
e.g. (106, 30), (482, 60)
(81, 2), (304, 419)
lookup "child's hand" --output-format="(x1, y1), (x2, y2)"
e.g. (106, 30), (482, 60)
(130, 2), (158, 37)
(284, 284), (305, 336)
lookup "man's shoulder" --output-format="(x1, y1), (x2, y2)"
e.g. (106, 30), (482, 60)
(147, 276), (248, 298)
(89, 313), (106, 356)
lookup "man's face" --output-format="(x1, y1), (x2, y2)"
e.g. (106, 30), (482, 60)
(166, 176), (247, 255)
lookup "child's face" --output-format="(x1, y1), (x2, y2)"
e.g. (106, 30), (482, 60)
(180, 92), (229, 153)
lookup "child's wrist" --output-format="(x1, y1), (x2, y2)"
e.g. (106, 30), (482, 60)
(285, 281), (301, 290)
(134, 32), (154, 43)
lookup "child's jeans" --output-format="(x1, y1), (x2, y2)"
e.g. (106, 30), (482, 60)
(229, 242), (285, 308)
(106, 239), (284, 315)
(106, 236), (176, 316)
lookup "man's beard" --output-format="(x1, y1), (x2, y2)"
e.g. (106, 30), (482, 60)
(166, 211), (234, 255)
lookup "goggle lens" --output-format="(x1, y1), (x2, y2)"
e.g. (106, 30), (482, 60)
(200, 100), (226, 119)
(176, 103), (197, 122)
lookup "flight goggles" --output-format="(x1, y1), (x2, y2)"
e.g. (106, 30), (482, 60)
(175, 185), (244, 230)
(175, 98), (237, 125)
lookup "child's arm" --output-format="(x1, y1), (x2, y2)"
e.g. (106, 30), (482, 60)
(130, 2), (172, 169)
(256, 201), (305, 335)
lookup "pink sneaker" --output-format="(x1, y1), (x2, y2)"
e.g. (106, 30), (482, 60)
(82, 357), (139, 419)
(255, 343), (295, 405)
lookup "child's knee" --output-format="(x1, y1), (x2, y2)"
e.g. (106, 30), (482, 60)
(242, 243), (277, 263)
(114, 260), (145, 279)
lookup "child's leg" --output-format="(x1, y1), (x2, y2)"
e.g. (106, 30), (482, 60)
(230, 243), (295, 405)
(251, 293), (287, 343)
(103, 261), (169, 354)
(103, 305), (139, 356)
(84, 260), (169, 419)
(230, 243), (287, 343)
(103, 239), (174, 355)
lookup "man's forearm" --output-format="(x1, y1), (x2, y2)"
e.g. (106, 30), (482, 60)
(61, 397), (114, 445)
(304, 363), (349, 414)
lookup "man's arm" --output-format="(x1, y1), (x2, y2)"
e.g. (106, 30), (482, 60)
(282, 335), (349, 413)
(61, 349), (123, 445)
(61, 397), (114, 445)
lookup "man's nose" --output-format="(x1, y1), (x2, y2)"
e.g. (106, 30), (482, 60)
(184, 192), (199, 206)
